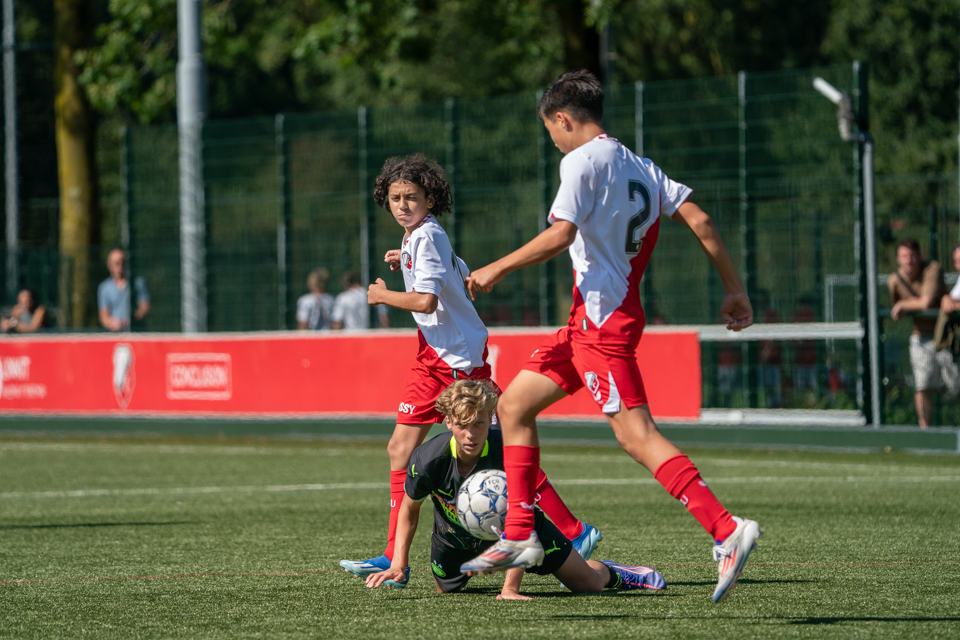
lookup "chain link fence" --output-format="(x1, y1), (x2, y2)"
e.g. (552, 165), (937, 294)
(10, 64), (960, 423)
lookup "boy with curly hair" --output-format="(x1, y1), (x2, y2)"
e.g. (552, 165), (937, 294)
(339, 154), (601, 587)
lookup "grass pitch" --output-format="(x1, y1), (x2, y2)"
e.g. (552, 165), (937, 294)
(1, 433), (958, 639)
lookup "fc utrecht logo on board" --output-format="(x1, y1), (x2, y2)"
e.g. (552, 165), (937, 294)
(166, 353), (232, 401)
(113, 343), (136, 408)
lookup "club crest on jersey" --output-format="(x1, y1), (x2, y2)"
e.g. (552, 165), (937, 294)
(401, 251), (412, 270)
(585, 371), (601, 401)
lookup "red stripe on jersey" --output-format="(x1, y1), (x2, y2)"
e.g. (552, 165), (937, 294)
(566, 217), (660, 344)
(416, 329), (490, 376)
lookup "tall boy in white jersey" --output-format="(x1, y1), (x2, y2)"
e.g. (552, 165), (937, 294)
(339, 154), (600, 588)
(460, 71), (762, 603)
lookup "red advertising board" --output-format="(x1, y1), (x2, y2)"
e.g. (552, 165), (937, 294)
(0, 328), (700, 420)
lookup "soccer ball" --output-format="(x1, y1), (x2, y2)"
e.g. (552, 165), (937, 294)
(456, 469), (508, 541)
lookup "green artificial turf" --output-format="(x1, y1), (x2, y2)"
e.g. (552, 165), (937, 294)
(1, 434), (958, 639)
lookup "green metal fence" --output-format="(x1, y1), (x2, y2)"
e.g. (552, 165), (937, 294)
(22, 63), (960, 424)
(123, 65), (860, 328)
(121, 65), (865, 414)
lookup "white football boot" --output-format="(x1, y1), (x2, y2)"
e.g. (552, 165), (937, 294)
(712, 516), (762, 603)
(460, 530), (545, 575)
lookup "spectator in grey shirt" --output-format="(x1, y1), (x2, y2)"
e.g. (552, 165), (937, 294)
(98, 249), (150, 332)
(332, 270), (388, 330)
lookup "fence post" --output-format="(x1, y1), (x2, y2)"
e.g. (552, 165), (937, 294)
(929, 204), (939, 263)
(3, 0), (18, 304)
(119, 125), (137, 329)
(537, 90), (555, 327)
(738, 71), (757, 407)
(358, 106), (377, 327)
(119, 125), (131, 252)
(634, 81), (644, 158)
(635, 81), (655, 307)
(275, 113), (291, 330)
(445, 98), (459, 254)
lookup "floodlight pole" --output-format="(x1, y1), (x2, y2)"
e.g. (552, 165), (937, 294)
(3, 0), (18, 302)
(814, 73), (880, 427)
(177, 0), (207, 332)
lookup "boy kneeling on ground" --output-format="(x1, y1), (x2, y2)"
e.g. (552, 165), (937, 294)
(365, 379), (665, 598)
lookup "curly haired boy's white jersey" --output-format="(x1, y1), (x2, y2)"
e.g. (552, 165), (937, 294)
(400, 216), (488, 372)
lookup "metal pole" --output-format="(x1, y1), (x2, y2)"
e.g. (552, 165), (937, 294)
(177, 0), (207, 333)
(275, 113), (290, 330)
(634, 81), (644, 157)
(537, 90), (552, 327)
(119, 126), (131, 251)
(863, 135), (881, 427)
(738, 71), (757, 407)
(358, 106), (370, 290)
(3, 0), (17, 302)
(635, 81), (654, 306)
(444, 98), (459, 254)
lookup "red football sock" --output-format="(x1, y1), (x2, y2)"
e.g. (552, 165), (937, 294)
(654, 454), (736, 543)
(503, 445), (540, 541)
(535, 468), (584, 540)
(383, 469), (408, 560)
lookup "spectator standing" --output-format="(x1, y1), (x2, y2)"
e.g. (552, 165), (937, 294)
(888, 238), (956, 427)
(2, 289), (46, 333)
(332, 270), (389, 330)
(296, 268), (335, 330)
(98, 249), (150, 332)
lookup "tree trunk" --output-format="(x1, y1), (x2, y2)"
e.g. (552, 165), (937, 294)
(553, 0), (601, 77)
(54, 0), (99, 328)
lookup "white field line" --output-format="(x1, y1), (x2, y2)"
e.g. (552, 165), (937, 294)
(0, 442), (380, 457)
(3, 475), (960, 500)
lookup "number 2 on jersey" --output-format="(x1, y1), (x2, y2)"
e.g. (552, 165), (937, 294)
(625, 180), (652, 256)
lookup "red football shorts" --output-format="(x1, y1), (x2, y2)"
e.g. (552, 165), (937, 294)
(524, 327), (647, 414)
(396, 361), (500, 424)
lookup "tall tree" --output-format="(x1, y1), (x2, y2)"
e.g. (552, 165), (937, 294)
(55, 0), (100, 327)
(77, 0), (570, 122)
(821, 0), (960, 176)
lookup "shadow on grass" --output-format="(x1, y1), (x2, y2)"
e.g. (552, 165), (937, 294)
(789, 616), (960, 625)
(0, 521), (194, 530)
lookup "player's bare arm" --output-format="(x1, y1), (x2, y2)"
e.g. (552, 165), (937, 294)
(466, 221), (578, 300)
(671, 201), (753, 331)
(496, 568), (532, 601)
(366, 494), (421, 588)
(367, 279), (439, 314)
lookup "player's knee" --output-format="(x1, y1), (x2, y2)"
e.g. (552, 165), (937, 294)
(497, 391), (535, 426)
(387, 432), (417, 466)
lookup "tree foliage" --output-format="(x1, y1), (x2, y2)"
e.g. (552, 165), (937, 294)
(76, 0), (569, 122)
(70, 0), (960, 177)
(821, 0), (960, 174)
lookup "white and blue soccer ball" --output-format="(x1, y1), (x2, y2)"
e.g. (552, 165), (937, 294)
(456, 469), (508, 541)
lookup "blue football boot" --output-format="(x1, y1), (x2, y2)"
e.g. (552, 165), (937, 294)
(571, 523), (602, 561)
(340, 554), (410, 589)
(602, 561), (666, 591)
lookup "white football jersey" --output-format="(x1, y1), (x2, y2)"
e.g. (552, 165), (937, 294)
(401, 216), (488, 371)
(549, 135), (691, 334)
